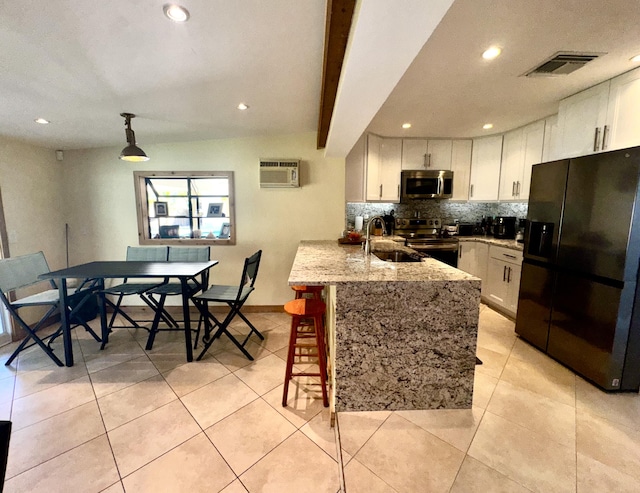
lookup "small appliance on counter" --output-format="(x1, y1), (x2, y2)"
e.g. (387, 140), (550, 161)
(516, 219), (526, 243)
(493, 216), (516, 239)
(457, 223), (475, 236)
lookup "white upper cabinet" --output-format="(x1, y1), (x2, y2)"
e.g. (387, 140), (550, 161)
(519, 120), (545, 199)
(470, 135), (503, 201)
(604, 67), (640, 152)
(450, 140), (472, 201)
(557, 80), (611, 158)
(366, 134), (401, 202)
(402, 139), (452, 170)
(498, 127), (524, 201)
(542, 115), (560, 162)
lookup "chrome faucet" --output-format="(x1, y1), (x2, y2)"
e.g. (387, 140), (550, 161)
(364, 215), (387, 255)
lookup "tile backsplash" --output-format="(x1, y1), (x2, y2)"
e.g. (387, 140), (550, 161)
(346, 201), (528, 230)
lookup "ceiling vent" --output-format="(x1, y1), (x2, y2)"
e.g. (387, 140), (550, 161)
(524, 52), (605, 77)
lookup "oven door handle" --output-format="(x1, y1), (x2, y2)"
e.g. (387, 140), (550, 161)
(407, 243), (459, 252)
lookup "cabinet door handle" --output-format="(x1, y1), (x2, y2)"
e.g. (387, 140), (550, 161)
(423, 153), (428, 168)
(427, 153), (431, 168)
(379, 184), (383, 198)
(517, 181), (521, 196)
(470, 184), (474, 197)
(504, 254), (517, 259)
(397, 184), (400, 198)
(459, 248), (462, 259)
(507, 266), (512, 283)
(602, 125), (609, 150)
(512, 181), (516, 196)
(593, 127), (601, 152)
(503, 265), (507, 282)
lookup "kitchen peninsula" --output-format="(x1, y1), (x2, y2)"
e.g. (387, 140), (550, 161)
(288, 240), (480, 413)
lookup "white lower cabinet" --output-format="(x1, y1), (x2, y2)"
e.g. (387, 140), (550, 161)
(457, 241), (488, 296)
(485, 246), (522, 316)
(458, 241), (522, 317)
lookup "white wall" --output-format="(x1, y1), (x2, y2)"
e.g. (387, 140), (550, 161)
(62, 132), (345, 305)
(0, 136), (67, 267)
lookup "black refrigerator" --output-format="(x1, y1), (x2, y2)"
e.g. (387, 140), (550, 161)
(515, 146), (640, 391)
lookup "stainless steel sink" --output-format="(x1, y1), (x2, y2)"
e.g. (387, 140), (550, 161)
(373, 250), (423, 262)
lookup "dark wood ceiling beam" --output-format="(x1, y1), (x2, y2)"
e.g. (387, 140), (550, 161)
(317, 0), (356, 150)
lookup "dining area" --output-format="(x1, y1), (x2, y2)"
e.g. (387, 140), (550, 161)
(0, 247), (265, 369)
(0, 244), (342, 492)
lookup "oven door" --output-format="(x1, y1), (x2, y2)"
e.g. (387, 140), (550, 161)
(407, 242), (459, 267)
(401, 170), (453, 200)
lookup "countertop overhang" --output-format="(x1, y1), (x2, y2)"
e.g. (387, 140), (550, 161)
(288, 240), (480, 286)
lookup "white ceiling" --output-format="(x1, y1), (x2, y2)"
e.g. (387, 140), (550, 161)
(2, 0), (640, 156)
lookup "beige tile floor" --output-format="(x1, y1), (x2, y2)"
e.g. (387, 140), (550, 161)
(1, 305), (640, 492)
(340, 304), (640, 493)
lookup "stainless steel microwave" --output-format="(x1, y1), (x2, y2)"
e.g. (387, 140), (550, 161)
(400, 170), (453, 200)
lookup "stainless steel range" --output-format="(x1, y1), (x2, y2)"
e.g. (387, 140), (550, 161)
(394, 217), (459, 267)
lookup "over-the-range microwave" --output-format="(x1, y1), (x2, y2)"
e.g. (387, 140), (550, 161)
(400, 170), (453, 201)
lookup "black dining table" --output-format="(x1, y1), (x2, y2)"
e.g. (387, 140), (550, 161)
(40, 260), (218, 366)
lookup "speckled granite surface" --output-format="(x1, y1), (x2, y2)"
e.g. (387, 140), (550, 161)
(288, 240), (478, 286)
(457, 236), (524, 251)
(288, 240), (481, 412)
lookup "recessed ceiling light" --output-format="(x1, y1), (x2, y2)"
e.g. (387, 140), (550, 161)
(34, 118), (50, 124)
(402, 123), (411, 129)
(482, 46), (502, 60)
(237, 103), (249, 111)
(483, 123), (494, 130)
(163, 4), (190, 22)
(630, 54), (640, 63)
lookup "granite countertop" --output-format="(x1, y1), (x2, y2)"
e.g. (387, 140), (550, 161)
(457, 236), (524, 251)
(288, 240), (479, 285)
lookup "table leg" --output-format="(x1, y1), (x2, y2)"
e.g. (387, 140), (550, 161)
(58, 279), (73, 367)
(97, 279), (109, 349)
(181, 278), (193, 362)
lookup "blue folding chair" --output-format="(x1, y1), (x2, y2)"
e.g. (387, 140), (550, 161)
(0, 252), (101, 366)
(144, 246), (211, 349)
(102, 246), (173, 331)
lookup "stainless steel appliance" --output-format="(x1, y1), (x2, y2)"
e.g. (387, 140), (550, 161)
(394, 217), (458, 267)
(515, 147), (640, 391)
(400, 170), (453, 201)
(493, 216), (516, 239)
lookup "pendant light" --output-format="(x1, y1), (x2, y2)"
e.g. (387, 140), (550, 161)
(119, 113), (149, 162)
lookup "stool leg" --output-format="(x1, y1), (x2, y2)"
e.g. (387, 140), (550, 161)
(314, 313), (329, 407)
(282, 315), (299, 407)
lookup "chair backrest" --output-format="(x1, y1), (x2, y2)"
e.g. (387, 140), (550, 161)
(0, 252), (51, 293)
(241, 250), (262, 289)
(168, 246), (210, 262)
(126, 246), (169, 261)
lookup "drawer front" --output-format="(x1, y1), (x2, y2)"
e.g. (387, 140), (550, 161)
(490, 245), (523, 264)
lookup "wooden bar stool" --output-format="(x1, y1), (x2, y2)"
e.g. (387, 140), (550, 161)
(282, 298), (329, 407)
(291, 285), (324, 300)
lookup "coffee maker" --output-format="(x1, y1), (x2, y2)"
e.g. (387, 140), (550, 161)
(493, 216), (516, 239)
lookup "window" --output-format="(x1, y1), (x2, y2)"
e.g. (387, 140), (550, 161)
(134, 171), (235, 245)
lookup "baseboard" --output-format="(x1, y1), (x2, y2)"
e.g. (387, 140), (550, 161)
(12, 305), (285, 342)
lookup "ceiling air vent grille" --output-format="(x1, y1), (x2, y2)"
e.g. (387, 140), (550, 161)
(524, 52), (605, 77)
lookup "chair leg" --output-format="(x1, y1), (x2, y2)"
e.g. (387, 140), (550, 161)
(145, 294), (168, 350)
(4, 306), (64, 367)
(236, 310), (264, 340)
(314, 313), (329, 407)
(282, 315), (300, 407)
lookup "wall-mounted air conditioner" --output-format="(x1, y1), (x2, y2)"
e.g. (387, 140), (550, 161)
(259, 159), (300, 188)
